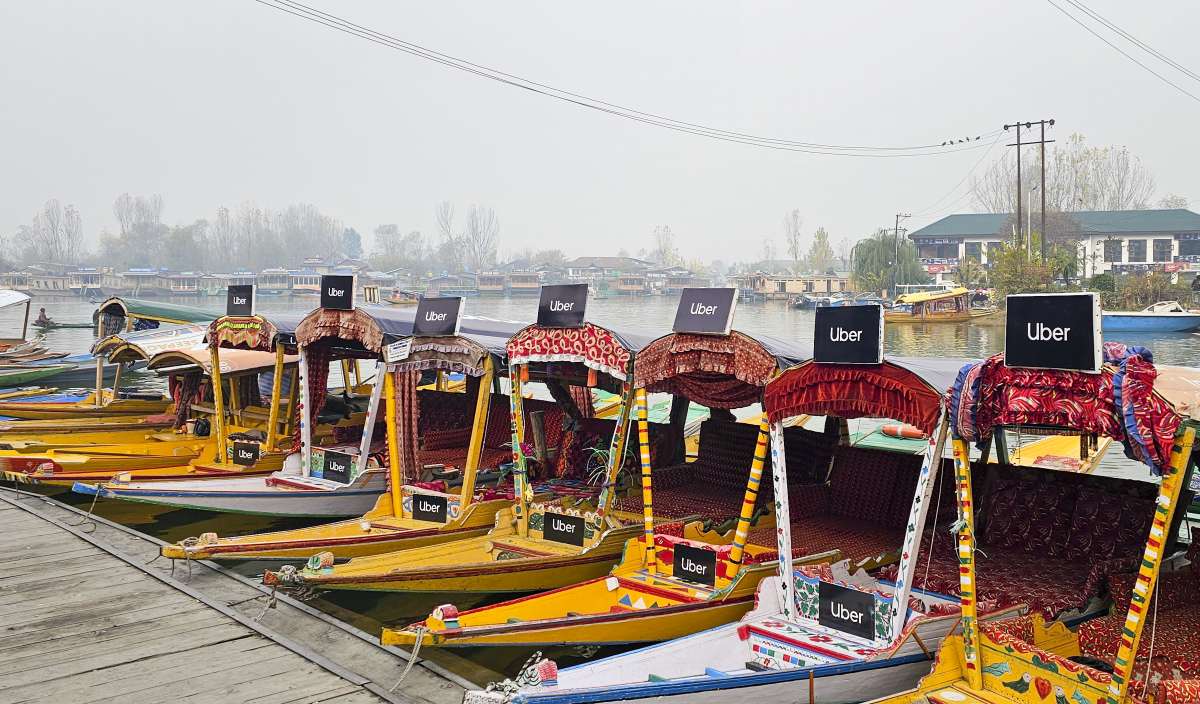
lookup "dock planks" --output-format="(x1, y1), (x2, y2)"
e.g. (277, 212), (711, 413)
(0, 493), (466, 704)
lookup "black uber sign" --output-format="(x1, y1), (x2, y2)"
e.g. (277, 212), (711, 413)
(413, 297), (463, 336)
(1004, 293), (1101, 372)
(411, 493), (448, 523)
(672, 542), (717, 587)
(818, 582), (876, 640)
(231, 441), (260, 466)
(226, 285), (255, 317)
(673, 288), (737, 335)
(814, 305), (884, 365)
(537, 284), (588, 328)
(322, 449), (353, 483)
(320, 275), (355, 311)
(542, 512), (585, 546)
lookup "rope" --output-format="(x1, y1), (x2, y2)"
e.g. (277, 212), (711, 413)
(64, 488), (101, 534)
(389, 626), (427, 692)
(254, 585), (279, 622)
(922, 464), (946, 589)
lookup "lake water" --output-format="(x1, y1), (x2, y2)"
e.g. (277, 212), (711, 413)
(24, 294), (1200, 685)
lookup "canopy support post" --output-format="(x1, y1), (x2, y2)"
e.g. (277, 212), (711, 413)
(728, 414), (771, 567)
(209, 346), (228, 464)
(283, 365), (299, 441)
(1109, 427), (1194, 703)
(385, 368), (403, 518)
(356, 364), (385, 477)
(596, 375), (635, 518)
(509, 364), (531, 536)
(298, 349), (312, 475)
(952, 436), (982, 691)
(264, 347), (284, 452)
(459, 356), (494, 509)
(768, 420), (796, 621)
(636, 388), (656, 574)
(888, 413), (949, 642)
(94, 357), (104, 408)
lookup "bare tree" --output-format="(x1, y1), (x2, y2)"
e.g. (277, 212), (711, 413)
(651, 225), (680, 266)
(18, 199), (84, 264)
(972, 134), (1155, 214)
(113, 193), (135, 236)
(783, 209), (804, 273)
(209, 207), (237, 271)
(761, 238), (777, 267)
(1159, 194), (1189, 209)
(462, 205), (499, 271)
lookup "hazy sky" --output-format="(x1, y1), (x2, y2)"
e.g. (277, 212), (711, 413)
(2, 1), (1198, 263)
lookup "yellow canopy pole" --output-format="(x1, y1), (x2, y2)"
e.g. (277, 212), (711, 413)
(509, 364), (531, 536)
(635, 388), (656, 574)
(952, 436), (982, 691)
(385, 368), (403, 518)
(94, 357), (104, 408)
(340, 359), (352, 394)
(228, 375), (241, 423)
(437, 370), (447, 391)
(727, 414), (771, 567)
(209, 346), (228, 463)
(596, 376), (634, 518)
(264, 346), (284, 452)
(459, 356), (494, 509)
(1109, 427), (1194, 703)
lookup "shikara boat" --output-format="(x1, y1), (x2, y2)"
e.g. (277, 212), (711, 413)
(0, 289), (33, 350)
(261, 305), (661, 584)
(159, 302), (541, 561)
(0, 363), (76, 386)
(94, 296), (219, 336)
(868, 330), (1198, 704)
(472, 353), (1023, 702)
(885, 287), (996, 323)
(378, 292), (854, 647)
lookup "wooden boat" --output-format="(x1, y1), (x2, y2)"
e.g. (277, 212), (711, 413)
(93, 296), (219, 336)
(866, 328), (1197, 704)
(160, 302), (539, 560)
(1102, 300), (1200, 333)
(0, 289), (34, 351)
(0, 363), (76, 386)
(885, 287), (996, 323)
(31, 321), (95, 330)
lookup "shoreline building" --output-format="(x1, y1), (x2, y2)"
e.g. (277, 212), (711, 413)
(908, 209), (1200, 284)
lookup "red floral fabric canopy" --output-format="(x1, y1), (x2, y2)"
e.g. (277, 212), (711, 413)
(507, 323), (634, 381)
(764, 361), (943, 435)
(633, 331), (777, 409)
(295, 308), (384, 353)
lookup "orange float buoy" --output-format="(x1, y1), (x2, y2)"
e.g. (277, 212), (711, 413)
(881, 423), (927, 440)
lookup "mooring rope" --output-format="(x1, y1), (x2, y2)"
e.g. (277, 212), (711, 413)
(389, 626), (427, 692)
(64, 488), (101, 534)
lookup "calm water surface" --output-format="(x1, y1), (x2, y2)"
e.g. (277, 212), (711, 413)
(24, 295), (1200, 685)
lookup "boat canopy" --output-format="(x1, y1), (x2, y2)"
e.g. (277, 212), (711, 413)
(0, 290), (31, 310)
(206, 311), (311, 352)
(96, 296), (220, 335)
(91, 323), (209, 364)
(763, 356), (971, 436)
(633, 330), (809, 409)
(947, 342), (1182, 474)
(894, 287), (968, 305)
(293, 305), (523, 360)
(147, 347), (296, 376)
(506, 322), (653, 383)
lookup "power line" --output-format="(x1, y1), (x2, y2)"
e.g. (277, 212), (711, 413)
(1059, 0), (1200, 84)
(250, 0), (1000, 157)
(911, 132), (1006, 217)
(1044, 0), (1200, 104)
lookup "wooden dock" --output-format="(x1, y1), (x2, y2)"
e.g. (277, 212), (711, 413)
(0, 488), (468, 704)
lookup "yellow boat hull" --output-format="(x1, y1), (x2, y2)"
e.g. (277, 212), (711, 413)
(0, 397), (170, 420)
(160, 494), (515, 561)
(272, 507), (643, 593)
(884, 308), (998, 324)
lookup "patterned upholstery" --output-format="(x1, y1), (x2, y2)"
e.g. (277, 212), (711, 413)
(880, 463), (1158, 619)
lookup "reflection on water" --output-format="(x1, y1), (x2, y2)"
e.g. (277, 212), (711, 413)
(22, 295), (1200, 685)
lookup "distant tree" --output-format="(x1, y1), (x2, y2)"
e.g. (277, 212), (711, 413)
(434, 201), (464, 272)
(987, 234), (1077, 301)
(955, 258), (987, 289)
(103, 193), (166, 268)
(17, 199), (84, 264)
(836, 236), (855, 270)
(850, 228), (929, 295)
(532, 249), (567, 267)
(783, 209), (804, 273)
(341, 227), (363, 259)
(163, 221), (209, 271)
(650, 226), (681, 266)
(1159, 194), (1189, 209)
(807, 227), (835, 273)
(462, 205), (499, 271)
(617, 248), (631, 258)
(208, 207), (237, 271)
(760, 238), (777, 267)
(973, 134), (1155, 213)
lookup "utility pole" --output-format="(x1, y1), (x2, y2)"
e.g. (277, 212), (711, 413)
(1004, 120), (1055, 257)
(893, 212), (910, 296)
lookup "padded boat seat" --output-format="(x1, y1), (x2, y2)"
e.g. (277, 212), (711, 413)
(880, 464), (1158, 619)
(1078, 550), (1200, 689)
(747, 516), (901, 565)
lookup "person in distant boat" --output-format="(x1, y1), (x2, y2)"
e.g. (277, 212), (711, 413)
(34, 307), (53, 326)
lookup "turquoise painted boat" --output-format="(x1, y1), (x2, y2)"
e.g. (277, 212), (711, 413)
(0, 363), (77, 386)
(1101, 301), (1200, 333)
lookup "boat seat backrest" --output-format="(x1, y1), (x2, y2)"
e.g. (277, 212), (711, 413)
(827, 446), (910, 523)
(1107, 569), (1200, 615)
(692, 419), (767, 490)
(416, 389), (472, 433)
(978, 465), (1157, 560)
(780, 424), (837, 485)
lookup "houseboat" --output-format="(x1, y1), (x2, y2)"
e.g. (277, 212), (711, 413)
(507, 271), (542, 296)
(257, 268), (291, 295)
(477, 272), (507, 296)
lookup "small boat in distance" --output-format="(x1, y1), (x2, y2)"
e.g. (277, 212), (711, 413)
(885, 287), (996, 323)
(1101, 300), (1200, 333)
